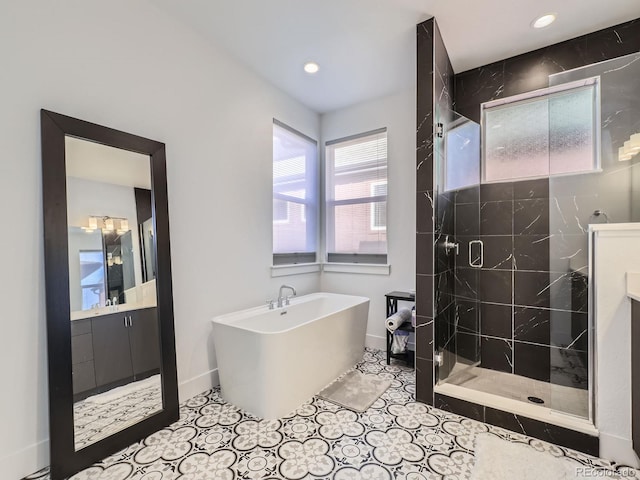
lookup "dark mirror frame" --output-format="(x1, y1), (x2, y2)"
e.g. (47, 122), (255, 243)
(40, 110), (179, 480)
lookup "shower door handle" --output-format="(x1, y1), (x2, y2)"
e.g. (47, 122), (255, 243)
(469, 240), (484, 268)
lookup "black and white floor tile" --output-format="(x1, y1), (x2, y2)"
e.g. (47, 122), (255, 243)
(25, 349), (636, 480)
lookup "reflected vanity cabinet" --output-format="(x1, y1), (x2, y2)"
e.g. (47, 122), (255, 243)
(71, 308), (161, 401)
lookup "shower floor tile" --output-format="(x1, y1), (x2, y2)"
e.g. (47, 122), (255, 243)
(443, 362), (589, 418)
(25, 349), (629, 480)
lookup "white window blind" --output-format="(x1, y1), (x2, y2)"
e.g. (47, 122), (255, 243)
(272, 120), (318, 265)
(325, 128), (388, 264)
(482, 77), (599, 183)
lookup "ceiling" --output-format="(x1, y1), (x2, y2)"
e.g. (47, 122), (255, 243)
(151, 0), (639, 113)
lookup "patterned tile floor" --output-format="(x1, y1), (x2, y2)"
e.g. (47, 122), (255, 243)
(26, 349), (636, 479)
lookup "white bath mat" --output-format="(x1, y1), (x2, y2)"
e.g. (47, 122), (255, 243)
(317, 370), (391, 412)
(471, 433), (583, 480)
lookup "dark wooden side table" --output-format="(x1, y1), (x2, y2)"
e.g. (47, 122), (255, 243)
(385, 291), (415, 366)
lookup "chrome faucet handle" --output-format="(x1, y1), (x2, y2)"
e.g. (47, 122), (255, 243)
(284, 295), (292, 306)
(266, 299), (276, 310)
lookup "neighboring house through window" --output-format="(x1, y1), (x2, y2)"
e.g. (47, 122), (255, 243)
(325, 128), (388, 264)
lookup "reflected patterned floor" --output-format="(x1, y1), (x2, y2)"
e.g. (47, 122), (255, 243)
(74, 375), (162, 450)
(25, 349), (633, 480)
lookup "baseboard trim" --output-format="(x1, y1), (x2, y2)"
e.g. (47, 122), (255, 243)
(2, 438), (49, 480)
(178, 368), (219, 402)
(365, 334), (386, 351)
(365, 334), (414, 353)
(599, 432), (640, 468)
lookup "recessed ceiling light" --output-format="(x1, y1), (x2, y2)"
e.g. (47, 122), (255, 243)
(304, 62), (319, 74)
(532, 13), (557, 29)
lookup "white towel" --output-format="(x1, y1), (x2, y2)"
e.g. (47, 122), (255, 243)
(386, 307), (412, 333)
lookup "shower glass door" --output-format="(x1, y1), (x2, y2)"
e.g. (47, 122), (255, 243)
(435, 111), (481, 385)
(547, 51), (640, 420)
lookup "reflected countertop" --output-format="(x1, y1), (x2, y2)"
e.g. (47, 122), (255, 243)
(71, 302), (157, 321)
(627, 272), (640, 303)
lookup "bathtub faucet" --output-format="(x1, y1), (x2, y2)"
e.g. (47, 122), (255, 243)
(277, 284), (296, 307)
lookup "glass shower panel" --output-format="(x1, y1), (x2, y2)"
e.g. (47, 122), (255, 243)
(435, 111), (481, 385)
(548, 85), (599, 176)
(547, 51), (640, 420)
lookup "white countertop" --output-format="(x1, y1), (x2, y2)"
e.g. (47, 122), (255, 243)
(627, 272), (640, 302)
(71, 302), (157, 321)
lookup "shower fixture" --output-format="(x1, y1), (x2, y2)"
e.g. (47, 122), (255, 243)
(443, 235), (459, 255)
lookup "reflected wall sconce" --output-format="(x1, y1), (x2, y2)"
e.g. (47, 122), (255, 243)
(81, 216), (98, 233)
(619, 133), (640, 161)
(81, 216), (130, 234)
(106, 252), (123, 267)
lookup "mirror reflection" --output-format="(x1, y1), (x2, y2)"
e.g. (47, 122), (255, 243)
(65, 136), (162, 450)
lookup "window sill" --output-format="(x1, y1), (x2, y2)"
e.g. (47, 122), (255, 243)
(271, 263), (322, 277)
(322, 263), (391, 275)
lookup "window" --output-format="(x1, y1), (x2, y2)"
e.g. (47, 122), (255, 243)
(370, 182), (387, 231)
(272, 120), (318, 265)
(444, 117), (481, 192)
(325, 128), (388, 264)
(273, 199), (290, 224)
(79, 250), (106, 310)
(482, 77), (600, 183)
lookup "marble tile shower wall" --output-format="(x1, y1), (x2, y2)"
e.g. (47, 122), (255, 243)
(454, 19), (640, 126)
(415, 18), (435, 405)
(452, 178), (590, 387)
(415, 18), (459, 405)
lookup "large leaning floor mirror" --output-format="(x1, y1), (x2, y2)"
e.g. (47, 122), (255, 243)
(41, 110), (178, 479)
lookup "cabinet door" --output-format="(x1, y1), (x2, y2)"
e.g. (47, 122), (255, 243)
(129, 307), (161, 377)
(72, 361), (96, 395)
(92, 313), (134, 387)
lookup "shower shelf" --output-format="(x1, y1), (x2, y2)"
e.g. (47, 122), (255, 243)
(385, 291), (415, 366)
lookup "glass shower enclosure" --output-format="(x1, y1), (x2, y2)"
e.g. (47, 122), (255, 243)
(433, 52), (640, 422)
(433, 100), (595, 419)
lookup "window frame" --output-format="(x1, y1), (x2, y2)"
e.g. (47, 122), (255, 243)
(272, 119), (318, 266)
(369, 181), (387, 231)
(480, 76), (601, 184)
(324, 127), (388, 265)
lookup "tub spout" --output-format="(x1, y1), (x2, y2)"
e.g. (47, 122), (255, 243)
(277, 284), (296, 307)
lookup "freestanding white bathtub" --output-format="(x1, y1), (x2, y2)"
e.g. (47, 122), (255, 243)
(211, 292), (369, 419)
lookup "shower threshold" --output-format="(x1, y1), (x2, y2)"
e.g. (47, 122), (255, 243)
(435, 365), (597, 436)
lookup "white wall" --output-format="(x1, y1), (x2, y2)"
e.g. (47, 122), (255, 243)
(1, 1), (321, 477)
(320, 89), (417, 349)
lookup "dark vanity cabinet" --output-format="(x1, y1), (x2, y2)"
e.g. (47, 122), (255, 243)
(71, 319), (96, 395)
(127, 308), (162, 376)
(71, 307), (161, 400)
